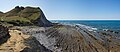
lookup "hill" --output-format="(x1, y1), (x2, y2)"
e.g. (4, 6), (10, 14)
(0, 6), (52, 27)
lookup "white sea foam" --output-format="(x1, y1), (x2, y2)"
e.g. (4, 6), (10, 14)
(58, 22), (98, 32)
(75, 24), (97, 31)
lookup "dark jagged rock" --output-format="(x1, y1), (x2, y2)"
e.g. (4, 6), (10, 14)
(0, 6), (52, 27)
(0, 11), (4, 17)
(21, 36), (52, 52)
(0, 25), (10, 45)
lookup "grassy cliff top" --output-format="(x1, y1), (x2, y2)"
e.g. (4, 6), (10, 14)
(0, 6), (51, 26)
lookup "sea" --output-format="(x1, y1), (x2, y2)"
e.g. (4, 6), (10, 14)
(50, 20), (120, 31)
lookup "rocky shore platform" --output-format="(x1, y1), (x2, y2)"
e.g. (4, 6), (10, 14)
(0, 25), (51, 52)
(10, 24), (120, 52)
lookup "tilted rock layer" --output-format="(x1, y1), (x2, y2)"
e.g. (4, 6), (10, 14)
(18, 25), (120, 52)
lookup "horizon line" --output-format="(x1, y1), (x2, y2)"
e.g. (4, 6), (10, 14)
(49, 19), (120, 20)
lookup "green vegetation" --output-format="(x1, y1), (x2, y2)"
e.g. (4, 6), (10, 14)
(0, 16), (32, 26)
(0, 6), (52, 27)
(0, 6), (41, 26)
(0, 16), (30, 22)
(28, 13), (40, 21)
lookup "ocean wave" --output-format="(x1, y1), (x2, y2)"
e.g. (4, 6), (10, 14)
(75, 24), (98, 31)
(54, 22), (98, 31)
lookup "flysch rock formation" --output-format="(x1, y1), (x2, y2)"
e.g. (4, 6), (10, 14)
(17, 25), (120, 52)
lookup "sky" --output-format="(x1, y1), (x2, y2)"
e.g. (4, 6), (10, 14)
(0, 0), (120, 20)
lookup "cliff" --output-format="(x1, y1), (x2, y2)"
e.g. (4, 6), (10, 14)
(0, 6), (52, 27)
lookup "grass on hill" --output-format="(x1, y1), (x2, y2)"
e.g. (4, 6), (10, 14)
(0, 16), (33, 26)
(0, 6), (43, 26)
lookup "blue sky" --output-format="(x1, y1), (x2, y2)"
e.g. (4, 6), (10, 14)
(0, 0), (120, 20)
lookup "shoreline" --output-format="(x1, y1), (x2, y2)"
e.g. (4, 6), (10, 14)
(51, 20), (120, 31)
(10, 24), (120, 52)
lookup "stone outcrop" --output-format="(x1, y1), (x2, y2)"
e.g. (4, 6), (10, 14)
(0, 29), (51, 52)
(0, 25), (10, 45)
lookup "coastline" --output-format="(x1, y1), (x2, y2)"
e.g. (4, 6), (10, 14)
(50, 20), (120, 30)
(0, 6), (120, 52)
(10, 23), (120, 52)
